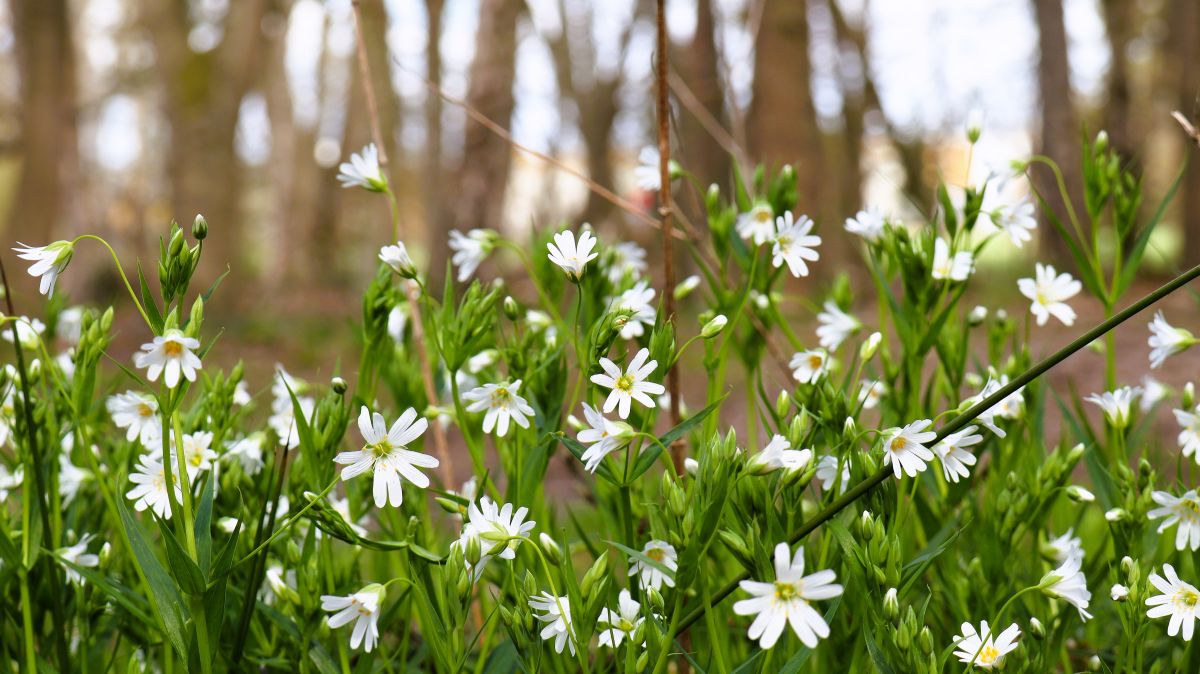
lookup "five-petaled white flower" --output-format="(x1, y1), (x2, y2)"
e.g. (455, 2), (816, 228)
(462, 380), (535, 438)
(224, 433), (265, 475)
(1018, 263), (1081, 326)
(882, 420), (937, 479)
(13, 241), (74, 297)
(858, 379), (885, 410)
(448, 229), (497, 282)
(56, 533), (100, 585)
(177, 431), (217, 478)
(1175, 405), (1200, 463)
(577, 403), (630, 473)
(546, 229), (599, 281)
(816, 301), (861, 351)
(598, 589), (648, 648)
(951, 620), (1021, 669)
(1147, 564), (1200, 641)
(335, 407), (435, 508)
(736, 203), (776, 246)
(458, 496), (536, 578)
(789, 349), (828, 385)
(931, 238), (973, 281)
(963, 376), (1024, 438)
(2, 316), (45, 349)
(749, 435), (813, 474)
(733, 542), (844, 649)
(629, 539), (677, 590)
(844, 208), (886, 242)
(1149, 311), (1195, 369)
(107, 391), (160, 446)
(591, 348), (665, 420)
(815, 455), (850, 494)
(529, 592), (577, 654)
(379, 241), (416, 278)
(1085, 386), (1141, 430)
(611, 280), (656, 340)
(770, 212), (822, 278)
(321, 584), (385, 652)
(1041, 554), (1092, 620)
(1149, 490), (1200, 551)
(993, 200), (1037, 248)
(336, 143), (387, 192)
(933, 425), (981, 483)
(126, 453), (181, 520)
(134, 329), (201, 388)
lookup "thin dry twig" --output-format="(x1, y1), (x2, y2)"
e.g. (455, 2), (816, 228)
(667, 68), (750, 174)
(1173, 110), (1200, 148)
(351, 1), (389, 167)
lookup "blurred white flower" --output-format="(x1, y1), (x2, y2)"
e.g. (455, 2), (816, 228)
(629, 540), (677, 590)
(1085, 386), (1142, 429)
(56, 534), (99, 585)
(736, 203), (776, 246)
(336, 143), (387, 192)
(858, 379), (885, 410)
(1045, 528), (1084, 564)
(815, 455), (850, 494)
(546, 229), (599, 281)
(844, 208), (886, 242)
(462, 380), (535, 437)
(816, 301), (861, 351)
(993, 200), (1037, 248)
(379, 241), (416, 277)
(448, 229), (497, 282)
(608, 241), (647, 282)
(57, 306), (84, 345)
(931, 238), (973, 281)
(1175, 405), (1200, 463)
(1142, 375), (1168, 412)
(2, 316), (45, 349)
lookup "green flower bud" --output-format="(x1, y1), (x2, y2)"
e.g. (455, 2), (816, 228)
(503, 296), (519, 320)
(674, 275), (701, 300)
(1029, 616), (1045, 640)
(859, 331), (882, 362)
(701, 314), (728, 339)
(192, 214), (208, 240)
(918, 626), (934, 655)
(330, 377), (347, 395)
(883, 587), (899, 620)
(539, 533), (563, 566)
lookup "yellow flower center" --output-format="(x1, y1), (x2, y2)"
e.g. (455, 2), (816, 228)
(1186, 499), (1200, 516)
(616, 375), (634, 392)
(890, 436), (908, 452)
(646, 548), (665, 562)
(163, 340), (183, 357)
(777, 235), (793, 248)
(137, 403), (154, 417)
(808, 355), (822, 370)
(1176, 589), (1200, 609)
(754, 209), (771, 223)
(774, 581), (798, 601)
(368, 440), (394, 458)
(491, 388), (510, 408)
(978, 645), (1000, 665)
(1035, 287), (1049, 305)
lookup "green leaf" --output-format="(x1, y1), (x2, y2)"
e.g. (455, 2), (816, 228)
(209, 518), (242, 582)
(628, 397), (725, 482)
(194, 474), (215, 574)
(118, 498), (189, 659)
(59, 560), (155, 626)
(202, 576), (228, 666)
(864, 623), (898, 674)
(1116, 161), (1186, 297)
(1031, 186), (1104, 300)
(605, 539), (675, 583)
(137, 261), (165, 332)
(557, 433), (619, 485)
(156, 517), (207, 596)
(1083, 445), (1119, 511)
(899, 518), (966, 595)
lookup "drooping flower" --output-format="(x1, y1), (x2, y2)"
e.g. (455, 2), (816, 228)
(844, 208), (886, 242)
(1044, 529), (1084, 564)
(789, 349), (828, 385)
(126, 453), (181, 520)
(13, 241), (74, 297)
(334, 407), (435, 508)
(577, 403), (631, 473)
(733, 542), (844, 649)
(749, 435), (813, 474)
(107, 391), (160, 446)
(529, 592), (577, 654)
(881, 420), (937, 479)
(598, 589), (648, 648)
(1175, 405), (1200, 463)
(336, 143), (387, 192)
(815, 455), (850, 494)
(1149, 311), (1195, 369)
(134, 330), (202, 388)
(629, 540), (677, 590)
(1018, 263), (1082, 326)
(546, 229), (599, 281)
(770, 212), (822, 277)
(1149, 490), (1200, 551)
(816, 301), (861, 351)
(611, 281), (656, 340)
(379, 241), (416, 278)
(1041, 555), (1092, 620)
(56, 534), (99, 585)
(993, 200), (1037, 248)
(321, 584), (385, 652)
(1146, 564), (1200, 641)
(1085, 386), (1142, 430)
(933, 425), (981, 483)
(736, 203), (776, 246)
(448, 229), (497, 282)
(951, 620), (1021, 669)
(591, 348), (665, 420)
(462, 380), (535, 438)
(931, 237), (973, 281)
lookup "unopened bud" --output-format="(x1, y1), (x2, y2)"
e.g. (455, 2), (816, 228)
(1029, 616), (1045, 640)
(701, 314), (728, 339)
(674, 275), (701, 300)
(859, 331), (882, 362)
(539, 533), (563, 566)
(1110, 583), (1129, 601)
(1066, 485), (1096, 504)
(330, 376), (347, 395)
(883, 588), (899, 620)
(192, 214), (209, 240)
(503, 296), (519, 320)
(968, 305), (988, 326)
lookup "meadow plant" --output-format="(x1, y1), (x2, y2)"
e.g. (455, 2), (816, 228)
(5, 123), (1200, 673)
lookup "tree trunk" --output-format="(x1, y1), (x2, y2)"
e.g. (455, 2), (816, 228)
(1031, 0), (1083, 262)
(678, 0), (729, 190)
(425, 0), (449, 286)
(1100, 0), (1138, 161)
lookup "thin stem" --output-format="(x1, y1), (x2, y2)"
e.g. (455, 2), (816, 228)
(73, 234), (154, 329)
(236, 478), (339, 566)
(655, 0), (682, 474)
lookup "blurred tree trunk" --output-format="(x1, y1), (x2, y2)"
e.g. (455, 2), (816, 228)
(7, 0), (78, 284)
(144, 0), (270, 285)
(1100, 0), (1137, 161)
(678, 0), (729, 190)
(1169, 0), (1200, 267)
(1031, 0), (1082, 261)
(424, 0), (449, 285)
(452, 0), (523, 235)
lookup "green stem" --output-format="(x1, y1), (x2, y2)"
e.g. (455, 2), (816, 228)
(73, 234), (154, 329)
(171, 411), (198, 558)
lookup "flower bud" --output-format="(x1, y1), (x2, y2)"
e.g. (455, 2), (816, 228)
(968, 305), (988, 326)
(684, 457), (698, 475)
(673, 275), (701, 300)
(503, 296), (519, 320)
(918, 626), (934, 655)
(464, 535), (482, 567)
(192, 214), (209, 240)
(1105, 508), (1127, 523)
(858, 511), (875, 540)
(1066, 485), (1095, 503)
(538, 533), (563, 566)
(883, 587), (899, 620)
(1185, 382), (1196, 410)
(859, 331), (882, 362)
(1029, 616), (1045, 640)
(701, 314), (728, 339)
(330, 376), (347, 395)
(646, 586), (665, 613)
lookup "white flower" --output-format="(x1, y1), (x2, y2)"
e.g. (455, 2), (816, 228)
(844, 208), (886, 242)
(749, 435), (812, 474)
(336, 143), (387, 191)
(608, 241), (648, 283)
(1018, 263), (1081, 326)
(268, 394), (315, 450)
(107, 391), (160, 446)
(815, 455), (850, 494)
(177, 431), (217, 478)
(387, 305), (407, 343)
(963, 376), (1024, 438)
(577, 403), (630, 473)
(1146, 564), (1200, 640)
(1111, 583), (1129, 601)
(529, 592), (576, 654)
(736, 203), (776, 246)
(629, 540), (677, 590)
(789, 349), (828, 385)
(591, 348), (665, 420)
(1149, 490), (1200, 551)
(1041, 555), (1092, 621)
(931, 237), (973, 281)
(263, 564), (298, 605)
(1176, 405), (1200, 463)
(1085, 386), (1142, 429)
(458, 497), (536, 578)
(224, 433), (265, 475)
(951, 620), (1021, 669)
(2, 316), (45, 349)
(611, 281), (655, 340)
(1149, 311), (1195, 369)
(816, 301), (861, 351)
(321, 584), (385, 652)
(993, 200), (1037, 248)
(1142, 375), (1168, 412)
(56, 534), (99, 585)
(933, 425), (981, 483)
(232, 380), (251, 406)
(598, 589), (648, 648)
(13, 241), (74, 297)
(857, 379), (885, 410)
(881, 420), (937, 479)
(448, 229), (497, 282)
(462, 380), (535, 437)
(57, 306), (84, 345)
(1045, 529), (1084, 564)
(59, 452), (88, 504)
(770, 212), (822, 277)
(379, 241), (416, 277)
(134, 329), (201, 388)
(335, 407), (435, 508)
(733, 542), (843, 649)
(126, 453), (181, 520)
(633, 146), (663, 192)
(0, 463), (22, 500)
(546, 229), (599, 281)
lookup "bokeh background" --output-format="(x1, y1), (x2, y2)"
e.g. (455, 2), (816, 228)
(3, 0), (1199, 381)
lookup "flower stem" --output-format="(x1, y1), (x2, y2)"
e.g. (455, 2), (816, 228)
(73, 234), (154, 330)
